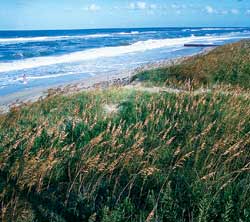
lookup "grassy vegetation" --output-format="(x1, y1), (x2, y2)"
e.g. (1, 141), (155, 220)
(135, 40), (250, 89)
(1, 40), (250, 222)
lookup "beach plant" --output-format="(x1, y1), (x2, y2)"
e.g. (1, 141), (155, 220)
(135, 40), (250, 89)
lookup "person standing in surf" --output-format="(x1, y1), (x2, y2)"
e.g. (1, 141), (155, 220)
(22, 74), (28, 84)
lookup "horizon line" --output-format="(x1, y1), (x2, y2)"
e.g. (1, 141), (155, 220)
(0, 26), (249, 32)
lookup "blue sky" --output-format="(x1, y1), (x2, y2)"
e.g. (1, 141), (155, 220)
(0, 0), (250, 30)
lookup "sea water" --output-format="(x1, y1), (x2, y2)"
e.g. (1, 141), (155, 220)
(0, 27), (249, 96)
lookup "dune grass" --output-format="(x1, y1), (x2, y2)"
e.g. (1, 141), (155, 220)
(1, 41), (250, 222)
(135, 40), (250, 89)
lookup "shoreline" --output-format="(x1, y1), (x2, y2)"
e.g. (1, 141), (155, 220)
(0, 48), (214, 114)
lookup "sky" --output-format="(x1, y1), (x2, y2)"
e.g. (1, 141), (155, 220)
(0, 0), (250, 30)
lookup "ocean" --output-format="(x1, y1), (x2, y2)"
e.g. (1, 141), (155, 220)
(0, 27), (249, 97)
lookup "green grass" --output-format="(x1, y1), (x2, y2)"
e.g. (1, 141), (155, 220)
(135, 40), (250, 89)
(1, 41), (250, 222)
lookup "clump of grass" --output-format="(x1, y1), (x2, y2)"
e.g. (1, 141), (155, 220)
(135, 40), (250, 89)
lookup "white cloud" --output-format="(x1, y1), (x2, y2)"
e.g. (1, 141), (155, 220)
(171, 4), (178, 9)
(129, 3), (136, 9)
(129, 2), (157, 10)
(171, 4), (186, 9)
(126, 3), (242, 16)
(137, 2), (146, 9)
(83, 4), (101, 12)
(231, 9), (239, 14)
(205, 6), (215, 14)
(149, 4), (157, 10)
(247, 9), (250, 15)
(176, 10), (182, 15)
(205, 6), (240, 15)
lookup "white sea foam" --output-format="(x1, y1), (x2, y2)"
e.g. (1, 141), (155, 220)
(131, 31), (140, 34)
(0, 34), (111, 44)
(0, 33), (249, 73)
(84, 34), (111, 38)
(0, 31), (155, 45)
(117, 31), (140, 35)
(201, 28), (244, 31)
(183, 28), (245, 32)
(0, 72), (82, 86)
(0, 31), (148, 45)
(17, 72), (81, 80)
